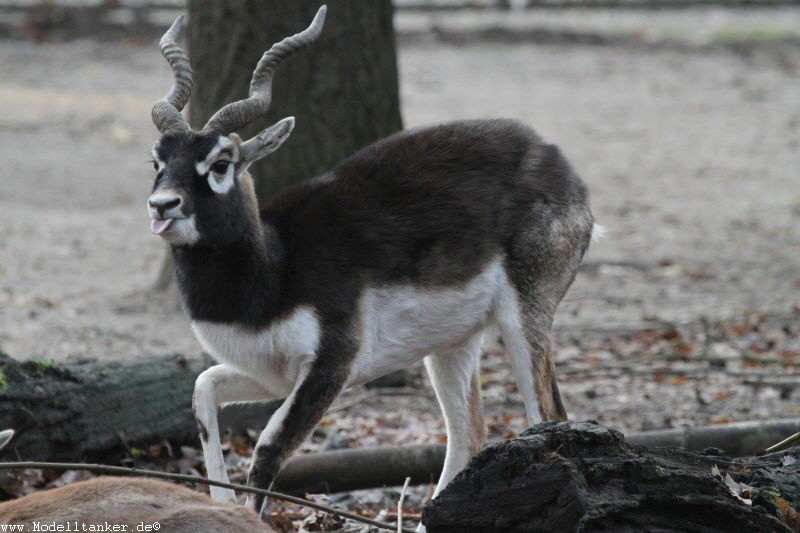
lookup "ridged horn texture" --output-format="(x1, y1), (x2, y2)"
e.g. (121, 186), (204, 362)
(203, 5), (327, 135)
(151, 16), (193, 134)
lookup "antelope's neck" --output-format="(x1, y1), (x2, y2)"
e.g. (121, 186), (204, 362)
(171, 227), (284, 327)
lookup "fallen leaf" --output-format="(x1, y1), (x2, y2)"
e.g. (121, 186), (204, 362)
(724, 473), (752, 506)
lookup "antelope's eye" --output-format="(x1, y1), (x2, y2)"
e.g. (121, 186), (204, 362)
(152, 161), (159, 171)
(211, 160), (230, 174)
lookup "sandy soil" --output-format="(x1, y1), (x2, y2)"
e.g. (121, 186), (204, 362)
(0, 12), (798, 435)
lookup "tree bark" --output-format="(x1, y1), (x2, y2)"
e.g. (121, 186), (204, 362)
(0, 352), (207, 463)
(422, 421), (800, 533)
(186, 0), (403, 200)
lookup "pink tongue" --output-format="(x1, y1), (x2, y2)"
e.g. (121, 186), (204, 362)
(150, 218), (174, 235)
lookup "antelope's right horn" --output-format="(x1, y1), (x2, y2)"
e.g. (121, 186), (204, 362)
(151, 16), (193, 134)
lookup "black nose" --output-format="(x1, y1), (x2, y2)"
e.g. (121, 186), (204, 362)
(149, 196), (181, 216)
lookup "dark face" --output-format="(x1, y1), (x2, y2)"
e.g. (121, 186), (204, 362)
(148, 130), (249, 247)
(147, 117), (295, 247)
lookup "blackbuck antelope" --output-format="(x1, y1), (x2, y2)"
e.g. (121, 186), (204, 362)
(0, 430), (270, 532)
(148, 5), (595, 517)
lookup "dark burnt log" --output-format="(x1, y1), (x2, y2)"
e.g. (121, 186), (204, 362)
(422, 421), (800, 533)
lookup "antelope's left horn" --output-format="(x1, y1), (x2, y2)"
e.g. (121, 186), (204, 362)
(203, 5), (327, 135)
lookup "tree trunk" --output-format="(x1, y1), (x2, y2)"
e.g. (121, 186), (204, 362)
(422, 421), (800, 533)
(155, 0), (403, 288)
(186, 0), (403, 200)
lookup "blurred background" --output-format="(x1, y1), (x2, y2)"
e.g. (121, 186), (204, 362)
(0, 0), (798, 447)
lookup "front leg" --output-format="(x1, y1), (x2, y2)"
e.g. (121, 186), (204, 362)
(246, 331), (354, 513)
(193, 364), (277, 502)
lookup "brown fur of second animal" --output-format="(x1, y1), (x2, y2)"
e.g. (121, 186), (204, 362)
(0, 430), (270, 532)
(0, 477), (271, 532)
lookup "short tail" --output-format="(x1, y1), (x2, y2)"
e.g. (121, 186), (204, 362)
(591, 223), (607, 242)
(0, 429), (14, 450)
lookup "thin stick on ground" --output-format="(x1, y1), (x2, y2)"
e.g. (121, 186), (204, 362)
(397, 476), (411, 533)
(0, 461), (414, 533)
(765, 430), (800, 454)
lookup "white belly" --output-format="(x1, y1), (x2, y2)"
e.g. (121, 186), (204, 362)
(348, 257), (503, 385)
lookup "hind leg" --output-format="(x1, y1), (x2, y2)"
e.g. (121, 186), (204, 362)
(495, 282), (551, 424)
(424, 332), (487, 499)
(497, 206), (591, 423)
(495, 271), (570, 424)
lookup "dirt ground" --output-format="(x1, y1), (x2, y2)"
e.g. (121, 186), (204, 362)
(0, 8), (798, 441)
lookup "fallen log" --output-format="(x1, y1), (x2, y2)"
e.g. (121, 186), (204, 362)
(0, 352), (208, 462)
(422, 420), (800, 533)
(0, 352), (291, 464)
(2, 351), (799, 497)
(277, 444), (443, 494)
(627, 418), (800, 457)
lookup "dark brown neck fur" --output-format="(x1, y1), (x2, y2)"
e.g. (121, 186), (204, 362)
(171, 220), (285, 327)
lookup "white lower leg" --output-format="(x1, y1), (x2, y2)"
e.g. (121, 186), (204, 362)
(501, 329), (542, 425)
(424, 335), (483, 498)
(495, 281), (543, 425)
(199, 429), (234, 502)
(194, 372), (235, 502)
(193, 364), (273, 502)
(434, 427), (474, 497)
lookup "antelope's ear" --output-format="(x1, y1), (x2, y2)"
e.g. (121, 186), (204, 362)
(0, 429), (14, 450)
(239, 117), (295, 165)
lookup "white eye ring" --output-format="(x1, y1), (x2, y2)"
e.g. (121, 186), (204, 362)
(207, 161), (235, 194)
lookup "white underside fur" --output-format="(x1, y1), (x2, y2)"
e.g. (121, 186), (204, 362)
(347, 257), (504, 386)
(191, 255), (544, 515)
(192, 306), (319, 398)
(191, 257), (522, 391)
